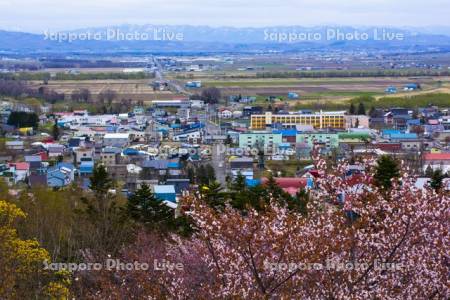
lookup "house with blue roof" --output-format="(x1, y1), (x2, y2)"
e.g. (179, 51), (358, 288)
(245, 178), (261, 187)
(389, 133), (418, 140)
(154, 185), (176, 202)
(403, 83), (420, 91)
(272, 129), (297, 143)
(47, 163), (75, 188)
(385, 86), (397, 94)
(381, 129), (402, 138)
(79, 161), (94, 176)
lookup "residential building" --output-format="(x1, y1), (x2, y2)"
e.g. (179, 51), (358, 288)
(47, 163), (75, 188)
(423, 153), (450, 173)
(73, 147), (95, 165)
(106, 165), (128, 181)
(9, 162), (29, 183)
(101, 147), (122, 166)
(239, 132), (282, 151)
(250, 111), (346, 130)
(296, 133), (339, 149)
(154, 185), (176, 202)
(172, 129), (202, 143)
(79, 161), (94, 176)
(5, 141), (24, 151)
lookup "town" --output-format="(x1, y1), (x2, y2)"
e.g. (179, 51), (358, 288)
(1, 92), (449, 200)
(1, 0), (449, 297)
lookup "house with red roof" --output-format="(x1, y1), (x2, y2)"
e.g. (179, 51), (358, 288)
(9, 162), (30, 183)
(423, 153), (450, 173)
(261, 177), (310, 195)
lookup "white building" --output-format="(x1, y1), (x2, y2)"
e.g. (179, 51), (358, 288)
(172, 130), (202, 143)
(73, 147), (95, 164)
(190, 100), (205, 109)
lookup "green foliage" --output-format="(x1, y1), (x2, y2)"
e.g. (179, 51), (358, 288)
(349, 103), (355, 114)
(127, 184), (175, 231)
(201, 182), (226, 209)
(89, 164), (113, 197)
(228, 175), (301, 212)
(430, 169), (446, 192)
(205, 164), (216, 183)
(80, 164), (133, 256)
(357, 102), (366, 115)
(7, 111), (39, 129)
(374, 155), (400, 190)
(292, 189), (310, 216)
(52, 119), (60, 141)
(352, 93), (450, 110)
(194, 164), (216, 186)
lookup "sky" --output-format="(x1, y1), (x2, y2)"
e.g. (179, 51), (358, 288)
(0, 0), (449, 33)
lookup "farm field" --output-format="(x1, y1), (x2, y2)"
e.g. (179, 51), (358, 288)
(23, 72), (450, 110)
(181, 76), (450, 106)
(29, 79), (184, 102)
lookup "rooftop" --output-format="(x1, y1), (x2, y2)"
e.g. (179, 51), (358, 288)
(154, 185), (176, 194)
(424, 153), (450, 160)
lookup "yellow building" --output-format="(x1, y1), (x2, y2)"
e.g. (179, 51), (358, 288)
(250, 112), (346, 130)
(19, 127), (34, 135)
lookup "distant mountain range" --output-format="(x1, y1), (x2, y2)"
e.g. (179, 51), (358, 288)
(1, 25), (450, 55)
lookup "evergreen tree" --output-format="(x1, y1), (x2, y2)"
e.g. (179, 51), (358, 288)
(357, 102), (366, 115)
(425, 165), (434, 177)
(205, 164), (216, 183)
(374, 155), (400, 190)
(201, 182), (225, 209)
(430, 169), (445, 192)
(7, 111), (39, 129)
(197, 165), (209, 186)
(81, 164), (132, 256)
(127, 184), (175, 231)
(89, 164), (113, 199)
(230, 173), (246, 192)
(52, 119), (60, 141)
(263, 175), (292, 205)
(349, 103), (356, 114)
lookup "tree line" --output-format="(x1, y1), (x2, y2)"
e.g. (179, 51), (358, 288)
(256, 69), (450, 78)
(0, 71), (153, 81)
(0, 79), (65, 103)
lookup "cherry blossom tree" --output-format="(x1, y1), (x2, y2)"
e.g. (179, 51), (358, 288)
(76, 157), (449, 299)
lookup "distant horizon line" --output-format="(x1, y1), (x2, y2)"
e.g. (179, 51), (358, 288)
(2, 23), (450, 35)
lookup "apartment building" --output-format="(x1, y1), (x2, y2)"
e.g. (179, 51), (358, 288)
(250, 111), (346, 130)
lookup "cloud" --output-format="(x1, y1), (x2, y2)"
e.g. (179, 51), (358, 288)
(0, 0), (449, 33)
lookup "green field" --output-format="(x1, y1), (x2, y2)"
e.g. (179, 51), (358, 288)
(291, 93), (450, 111)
